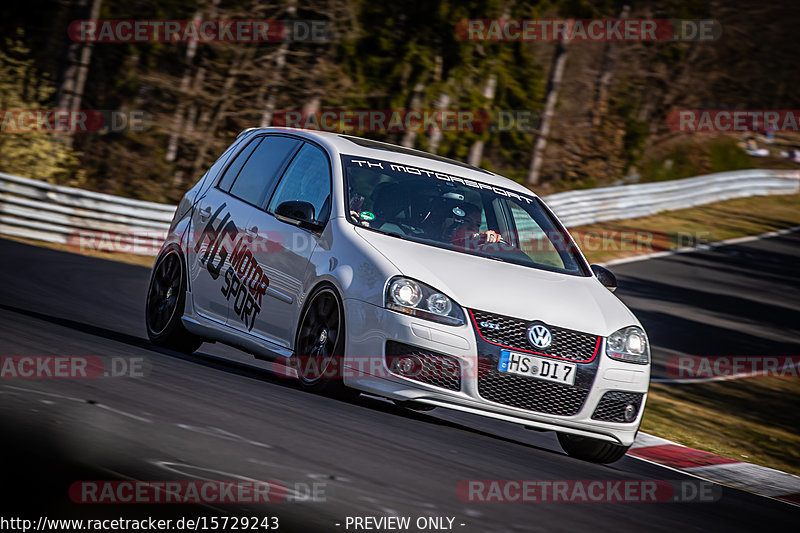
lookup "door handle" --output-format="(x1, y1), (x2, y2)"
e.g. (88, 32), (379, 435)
(246, 226), (259, 241)
(199, 206), (212, 221)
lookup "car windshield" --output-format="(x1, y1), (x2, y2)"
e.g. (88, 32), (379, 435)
(342, 155), (588, 276)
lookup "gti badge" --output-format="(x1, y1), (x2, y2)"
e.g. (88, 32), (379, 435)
(527, 324), (552, 349)
(480, 321), (500, 330)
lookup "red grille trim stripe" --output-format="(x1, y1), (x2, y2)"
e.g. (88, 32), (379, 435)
(468, 309), (601, 364)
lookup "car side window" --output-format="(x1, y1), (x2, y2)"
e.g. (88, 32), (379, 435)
(203, 137), (244, 185)
(268, 143), (332, 223)
(508, 201), (567, 270)
(226, 136), (303, 206)
(217, 136), (263, 192)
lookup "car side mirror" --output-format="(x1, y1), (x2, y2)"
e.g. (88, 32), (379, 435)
(275, 201), (324, 232)
(590, 264), (617, 292)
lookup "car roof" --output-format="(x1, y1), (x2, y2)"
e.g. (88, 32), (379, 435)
(240, 127), (539, 198)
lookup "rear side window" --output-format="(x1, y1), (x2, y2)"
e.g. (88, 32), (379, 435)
(268, 143), (332, 223)
(218, 136), (262, 192)
(204, 137), (244, 185)
(224, 136), (303, 206)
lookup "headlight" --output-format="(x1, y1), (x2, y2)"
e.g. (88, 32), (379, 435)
(606, 326), (649, 364)
(385, 277), (465, 326)
(390, 278), (422, 307)
(426, 293), (452, 315)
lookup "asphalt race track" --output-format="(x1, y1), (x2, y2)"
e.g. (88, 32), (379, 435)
(0, 235), (798, 531)
(611, 229), (800, 379)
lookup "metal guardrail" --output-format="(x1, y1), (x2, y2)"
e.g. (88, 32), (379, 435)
(0, 169), (798, 255)
(545, 169), (800, 228)
(0, 172), (174, 252)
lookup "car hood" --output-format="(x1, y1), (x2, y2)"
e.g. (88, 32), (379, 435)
(354, 227), (640, 336)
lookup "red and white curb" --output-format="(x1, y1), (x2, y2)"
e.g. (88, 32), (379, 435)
(630, 433), (800, 505)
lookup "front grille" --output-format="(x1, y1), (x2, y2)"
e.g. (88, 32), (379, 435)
(476, 358), (589, 416)
(385, 341), (461, 391)
(591, 391), (644, 423)
(470, 309), (600, 362)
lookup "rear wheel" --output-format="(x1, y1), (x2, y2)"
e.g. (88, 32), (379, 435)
(294, 286), (355, 398)
(145, 249), (203, 354)
(557, 433), (630, 464)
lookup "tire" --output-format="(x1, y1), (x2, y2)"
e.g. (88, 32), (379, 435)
(145, 249), (203, 354)
(557, 433), (630, 464)
(294, 285), (356, 399)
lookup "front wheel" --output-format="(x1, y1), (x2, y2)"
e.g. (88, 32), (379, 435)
(557, 433), (630, 464)
(294, 286), (356, 399)
(145, 249), (203, 354)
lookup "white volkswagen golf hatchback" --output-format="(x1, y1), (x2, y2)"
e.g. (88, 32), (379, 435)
(146, 128), (650, 463)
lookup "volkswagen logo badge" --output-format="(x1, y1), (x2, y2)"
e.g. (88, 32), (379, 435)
(527, 323), (552, 349)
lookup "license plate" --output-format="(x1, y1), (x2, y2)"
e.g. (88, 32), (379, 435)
(498, 350), (576, 386)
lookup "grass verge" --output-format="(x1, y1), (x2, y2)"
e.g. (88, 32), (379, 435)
(642, 378), (800, 476)
(574, 192), (800, 264)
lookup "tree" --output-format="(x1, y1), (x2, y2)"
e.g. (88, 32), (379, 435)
(0, 30), (83, 183)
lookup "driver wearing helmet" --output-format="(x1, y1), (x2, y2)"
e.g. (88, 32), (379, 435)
(453, 203), (504, 246)
(456, 204), (503, 244)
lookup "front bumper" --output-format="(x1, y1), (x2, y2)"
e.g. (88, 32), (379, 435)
(342, 299), (650, 446)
